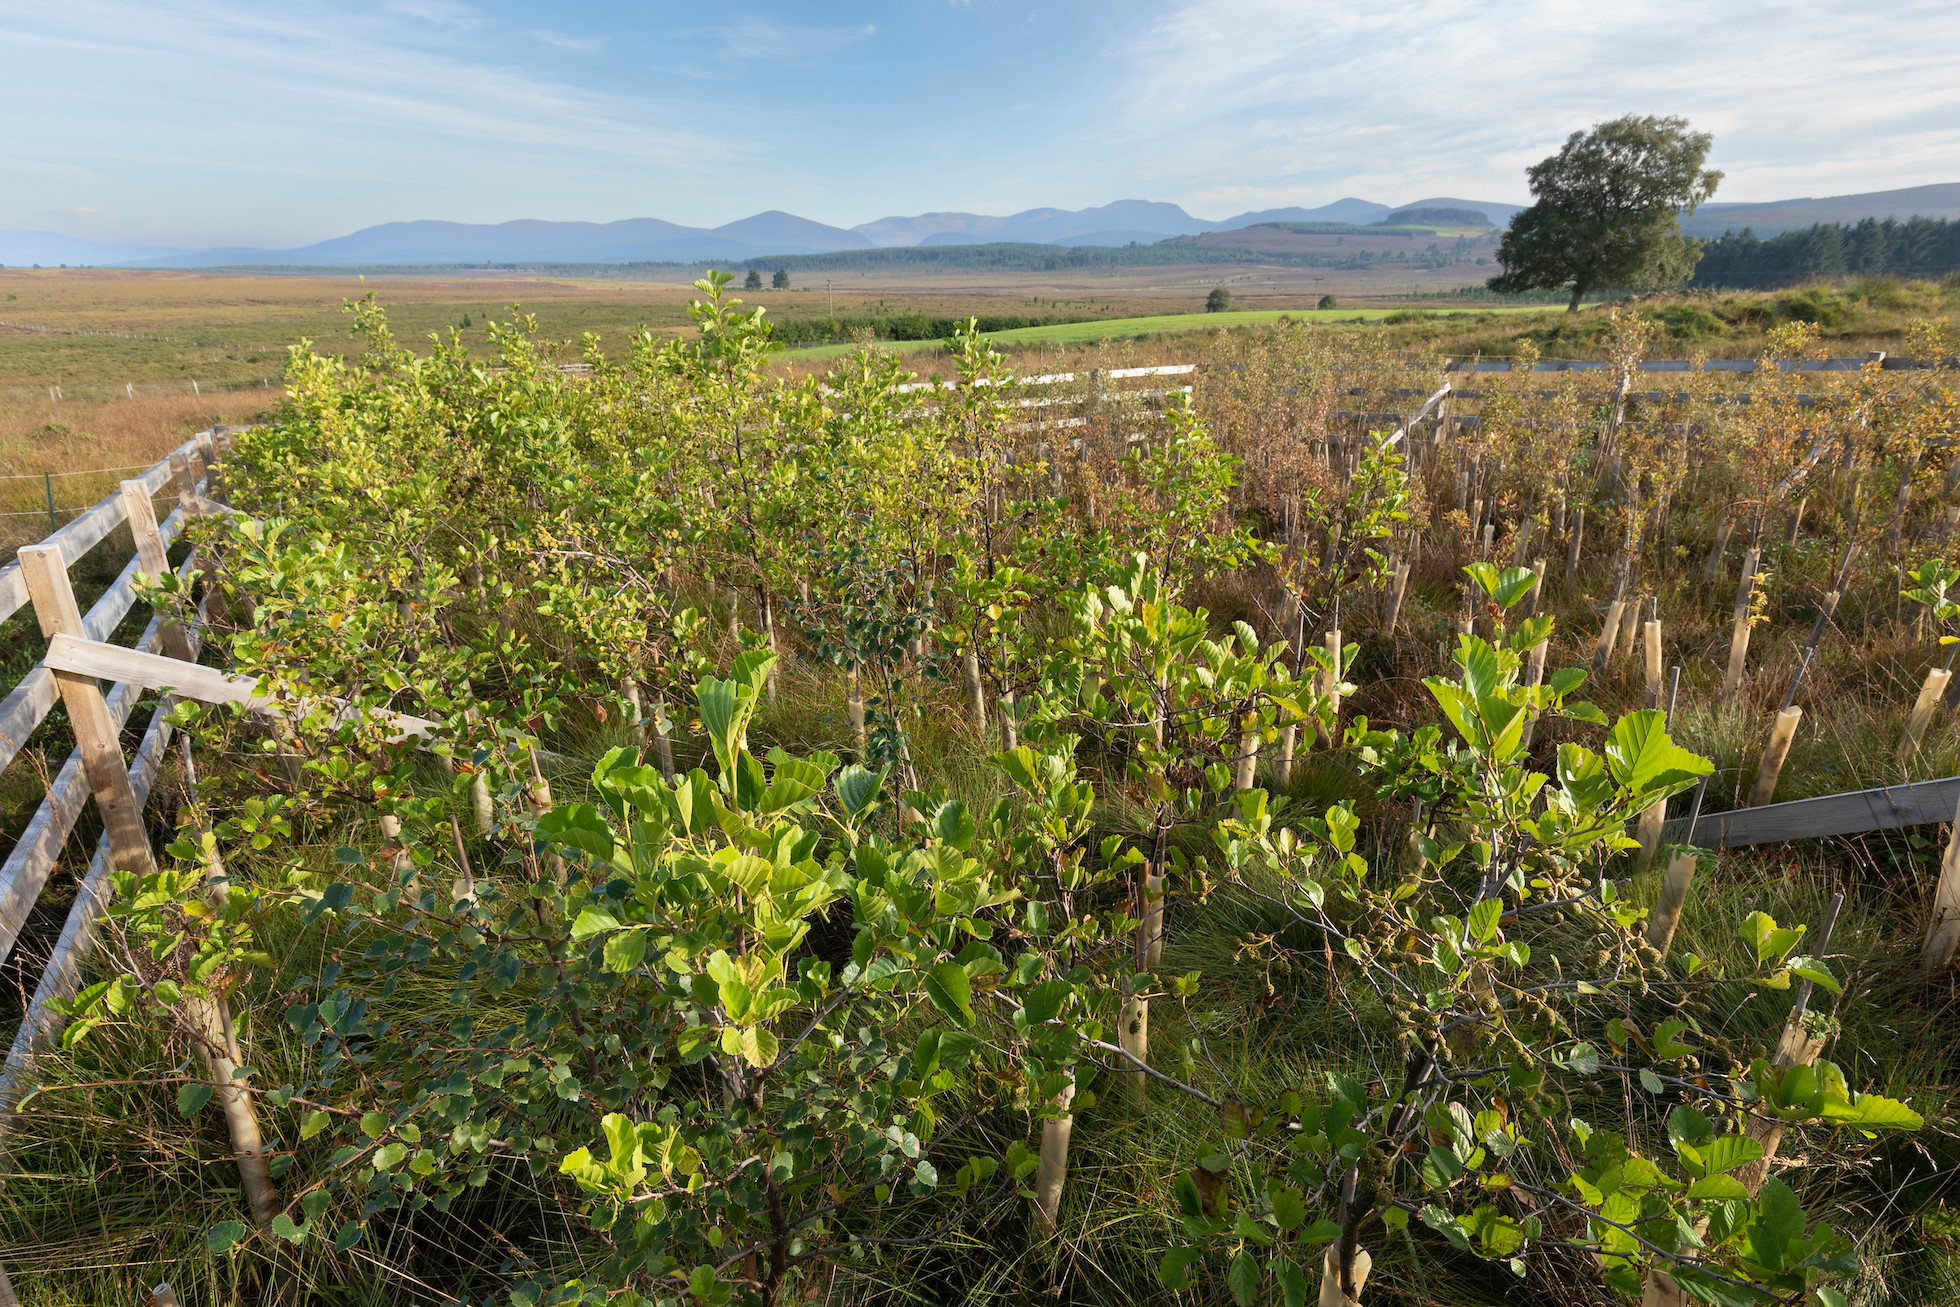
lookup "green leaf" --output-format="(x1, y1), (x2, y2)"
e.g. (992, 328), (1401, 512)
(1278, 1256), (1308, 1307)
(1604, 709), (1711, 798)
(1467, 897), (1502, 945)
(177, 1083), (213, 1117)
(924, 961), (975, 1026)
(1702, 1134), (1766, 1176)
(1270, 1184), (1307, 1231)
(569, 906), (622, 942)
(300, 1110), (332, 1140)
(1227, 1247), (1260, 1306)
(208, 1220), (248, 1253)
(1020, 978), (1071, 1025)
(1158, 1247), (1204, 1290)
(270, 1212), (308, 1243)
(1686, 1174), (1749, 1200)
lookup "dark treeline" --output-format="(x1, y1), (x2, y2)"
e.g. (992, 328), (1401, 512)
(1691, 216), (1960, 289)
(729, 241), (1466, 276)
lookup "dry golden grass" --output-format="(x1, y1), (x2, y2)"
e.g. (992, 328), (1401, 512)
(0, 387), (278, 555)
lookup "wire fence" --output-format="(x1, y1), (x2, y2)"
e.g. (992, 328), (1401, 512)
(0, 377), (281, 405)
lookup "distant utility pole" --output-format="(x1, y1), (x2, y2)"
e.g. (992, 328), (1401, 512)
(825, 279), (835, 320)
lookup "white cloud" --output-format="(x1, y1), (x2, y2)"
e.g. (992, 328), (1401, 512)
(527, 28), (606, 54)
(1119, 0), (1960, 214)
(0, 0), (739, 165)
(697, 15), (877, 66)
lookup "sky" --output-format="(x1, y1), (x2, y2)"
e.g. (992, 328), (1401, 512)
(3, 0), (1960, 249)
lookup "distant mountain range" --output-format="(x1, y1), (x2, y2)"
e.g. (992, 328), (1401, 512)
(1682, 182), (1960, 237)
(1, 184), (1953, 269)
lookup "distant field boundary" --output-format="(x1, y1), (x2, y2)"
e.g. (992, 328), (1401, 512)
(784, 304), (1562, 358)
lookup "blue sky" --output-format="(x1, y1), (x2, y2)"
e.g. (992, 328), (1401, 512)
(4, 0), (1960, 248)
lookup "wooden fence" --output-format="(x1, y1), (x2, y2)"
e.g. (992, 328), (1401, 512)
(0, 429), (228, 1119)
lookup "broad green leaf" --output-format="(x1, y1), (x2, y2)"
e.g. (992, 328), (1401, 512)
(208, 1220), (248, 1253)
(925, 961), (975, 1026)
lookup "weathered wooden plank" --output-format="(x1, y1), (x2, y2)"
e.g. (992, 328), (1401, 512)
(18, 550), (158, 880)
(0, 434), (200, 626)
(43, 634), (440, 742)
(1662, 777), (1960, 848)
(0, 678), (177, 1114)
(0, 616), (170, 967)
(0, 504), (190, 776)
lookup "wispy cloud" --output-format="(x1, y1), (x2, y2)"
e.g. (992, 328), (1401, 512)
(696, 15), (877, 67)
(527, 28), (606, 54)
(1120, 0), (1960, 211)
(0, 0), (741, 164)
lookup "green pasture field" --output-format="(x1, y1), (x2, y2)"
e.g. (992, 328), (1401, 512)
(784, 303), (1565, 358)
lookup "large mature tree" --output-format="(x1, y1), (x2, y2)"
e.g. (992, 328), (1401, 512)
(1489, 114), (1722, 311)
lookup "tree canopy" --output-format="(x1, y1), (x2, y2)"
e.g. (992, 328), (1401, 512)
(1489, 114), (1722, 311)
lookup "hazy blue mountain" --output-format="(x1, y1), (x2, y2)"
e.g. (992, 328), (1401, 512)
(0, 230), (188, 265)
(711, 211), (873, 250)
(1391, 197), (1526, 225)
(859, 200), (1215, 247)
(1682, 183), (1960, 238)
(133, 213), (873, 266)
(1216, 199), (1390, 228)
(19, 184), (1957, 268)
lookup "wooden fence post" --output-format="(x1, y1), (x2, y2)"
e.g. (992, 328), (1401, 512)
(119, 480), (195, 663)
(18, 548), (156, 879)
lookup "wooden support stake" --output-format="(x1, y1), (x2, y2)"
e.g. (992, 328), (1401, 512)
(18, 547), (156, 879)
(1522, 557), (1547, 621)
(1921, 788), (1960, 972)
(1748, 707), (1803, 808)
(1897, 667), (1952, 763)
